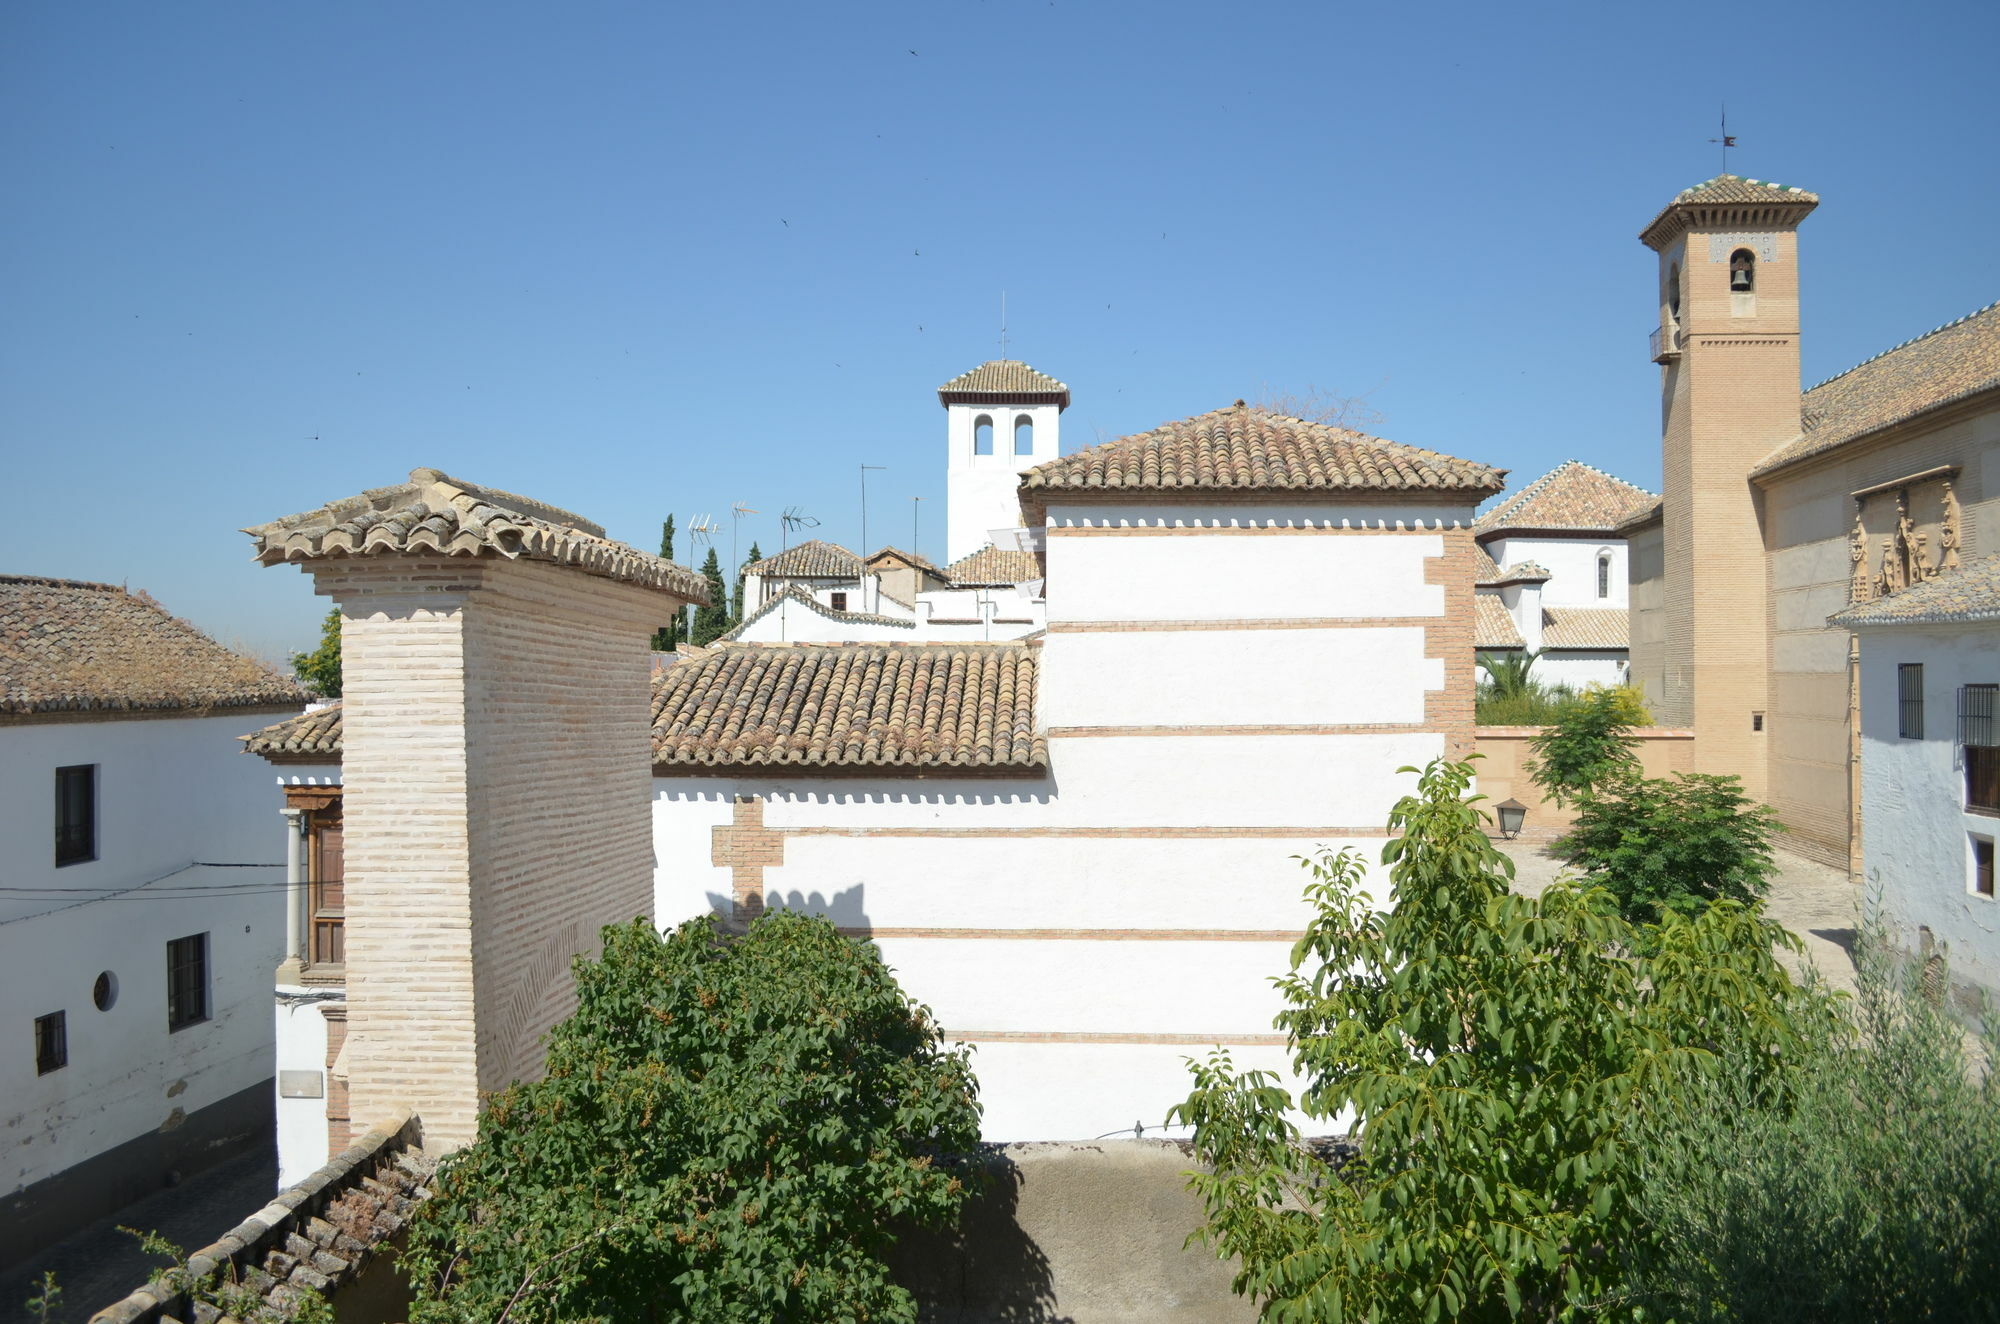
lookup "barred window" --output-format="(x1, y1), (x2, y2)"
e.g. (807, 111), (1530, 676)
(35, 1011), (67, 1076)
(1899, 664), (1924, 739)
(167, 934), (209, 1032)
(1962, 684), (1999, 748)
(1975, 837), (1996, 899)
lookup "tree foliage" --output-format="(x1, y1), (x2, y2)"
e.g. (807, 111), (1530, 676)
(1172, 757), (1820, 1323)
(402, 913), (982, 1324)
(289, 607), (342, 698)
(651, 516), (685, 652)
(1627, 930), (2000, 1322)
(688, 548), (731, 646)
(1524, 685), (1643, 806)
(732, 542), (761, 623)
(1556, 771), (1782, 925)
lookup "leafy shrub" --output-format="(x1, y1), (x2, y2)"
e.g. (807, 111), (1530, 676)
(1557, 771), (1782, 925)
(403, 912), (982, 1324)
(289, 607), (342, 698)
(1626, 931), (2000, 1322)
(1172, 758), (1819, 1322)
(1525, 684), (1644, 805)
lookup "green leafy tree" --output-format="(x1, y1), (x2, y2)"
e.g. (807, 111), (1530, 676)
(1172, 757), (1818, 1322)
(1557, 771), (1783, 925)
(732, 541), (761, 624)
(689, 548), (730, 646)
(1627, 930), (2000, 1321)
(1524, 685), (1644, 806)
(403, 912), (982, 1324)
(652, 516), (685, 652)
(289, 607), (342, 698)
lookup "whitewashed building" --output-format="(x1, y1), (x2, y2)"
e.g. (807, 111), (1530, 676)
(1471, 460), (1656, 690)
(1833, 552), (2000, 1004)
(249, 405), (1503, 1152)
(0, 576), (306, 1266)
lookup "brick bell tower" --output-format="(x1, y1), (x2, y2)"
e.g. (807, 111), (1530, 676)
(1639, 175), (1817, 799)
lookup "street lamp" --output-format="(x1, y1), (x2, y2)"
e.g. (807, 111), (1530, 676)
(1494, 798), (1529, 840)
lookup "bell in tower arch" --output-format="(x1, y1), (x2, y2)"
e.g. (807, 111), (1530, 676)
(1729, 248), (1756, 292)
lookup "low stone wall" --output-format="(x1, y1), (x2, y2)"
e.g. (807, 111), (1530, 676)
(87, 1115), (428, 1324)
(893, 1139), (1257, 1324)
(1473, 726), (1696, 841)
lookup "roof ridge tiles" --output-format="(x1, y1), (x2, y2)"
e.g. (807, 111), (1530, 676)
(1803, 298), (2000, 394)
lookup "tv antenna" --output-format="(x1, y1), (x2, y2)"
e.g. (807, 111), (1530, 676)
(1707, 104), (1737, 173)
(730, 502), (759, 577)
(686, 514), (720, 548)
(859, 464), (887, 557)
(999, 291), (1008, 357)
(780, 505), (819, 553)
(911, 495), (924, 556)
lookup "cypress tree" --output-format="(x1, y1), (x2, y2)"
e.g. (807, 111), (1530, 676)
(690, 548), (731, 645)
(651, 516), (685, 651)
(733, 542), (762, 625)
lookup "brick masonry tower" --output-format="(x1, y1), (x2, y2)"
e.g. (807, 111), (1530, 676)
(247, 469), (706, 1150)
(1638, 175), (1817, 797)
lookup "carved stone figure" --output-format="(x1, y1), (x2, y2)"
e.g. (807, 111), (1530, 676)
(1881, 536), (1903, 595)
(1938, 480), (1963, 574)
(1914, 530), (1931, 580)
(1895, 492), (1921, 588)
(1850, 509), (1872, 603)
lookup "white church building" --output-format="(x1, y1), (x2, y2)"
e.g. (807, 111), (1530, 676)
(244, 365), (1505, 1171)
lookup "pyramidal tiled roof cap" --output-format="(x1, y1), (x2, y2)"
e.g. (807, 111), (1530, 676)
(1019, 402), (1505, 502)
(746, 539), (864, 579)
(945, 543), (1043, 586)
(1755, 299), (2000, 478)
(1476, 460), (1658, 536)
(246, 468), (709, 601)
(937, 359), (1071, 409)
(4, 575), (308, 717)
(1640, 173), (1819, 249)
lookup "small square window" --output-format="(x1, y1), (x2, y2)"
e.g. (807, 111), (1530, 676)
(1752, 712), (1765, 732)
(1899, 664), (1924, 739)
(1975, 837), (1996, 899)
(829, 592), (848, 612)
(55, 765), (96, 866)
(35, 1011), (67, 1075)
(167, 934), (209, 1032)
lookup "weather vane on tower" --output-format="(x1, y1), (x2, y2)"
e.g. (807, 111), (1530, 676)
(1708, 105), (1738, 173)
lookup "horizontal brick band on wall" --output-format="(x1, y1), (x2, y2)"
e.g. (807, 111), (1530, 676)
(1048, 723), (1428, 738)
(1045, 617), (1440, 632)
(941, 1029), (1292, 1046)
(841, 927), (1303, 942)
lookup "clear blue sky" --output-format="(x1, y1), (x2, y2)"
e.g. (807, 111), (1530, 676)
(3, 0), (1995, 662)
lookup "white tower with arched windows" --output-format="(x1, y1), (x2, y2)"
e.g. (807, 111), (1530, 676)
(938, 359), (1068, 562)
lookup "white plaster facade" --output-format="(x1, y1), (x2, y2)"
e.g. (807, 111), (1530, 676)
(1854, 622), (2000, 1000)
(0, 713), (290, 1203)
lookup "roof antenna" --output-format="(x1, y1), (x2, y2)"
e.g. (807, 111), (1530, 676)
(999, 291), (1009, 358)
(1707, 104), (1737, 174)
(780, 505), (819, 554)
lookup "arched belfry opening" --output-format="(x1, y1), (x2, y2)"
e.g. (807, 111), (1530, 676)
(1014, 415), (1034, 456)
(1729, 248), (1756, 293)
(937, 359), (1071, 562)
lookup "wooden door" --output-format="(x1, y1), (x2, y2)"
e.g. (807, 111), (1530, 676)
(309, 814), (345, 966)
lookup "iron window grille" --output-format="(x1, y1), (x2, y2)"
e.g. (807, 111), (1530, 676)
(55, 765), (96, 866)
(1975, 837), (1996, 899)
(1962, 685), (1999, 816)
(34, 1011), (67, 1075)
(1899, 664), (1925, 739)
(167, 934), (209, 1032)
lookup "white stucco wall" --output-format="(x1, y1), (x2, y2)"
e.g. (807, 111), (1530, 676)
(1483, 535), (1627, 609)
(0, 712), (293, 1196)
(1536, 651), (1629, 692)
(1856, 623), (2000, 998)
(729, 596), (919, 644)
(273, 993), (338, 1187)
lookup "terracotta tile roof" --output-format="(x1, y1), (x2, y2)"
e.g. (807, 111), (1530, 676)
(745, 539), (863, 579)
(1640, 174), (1819, 249)
(937, 359), (1071, 408)
(1475, 461), (1657, 535)
(89, 1116), (430, 1324)
(944, 543), (1044, 586)
(1615, 498), (1664, 533)
(1754, 300), (2000, 478)
(1829, 553), (2000, 628)
(1474, 546), (1551, 586)
(652, 642), (1044, 774)
(247, 643), (1048, 775)
(1539, 606), (1629, 650)
(2, 575), (307, 718)
(1474, 595), (1525, 649)
(240, 703), (344, 759)
(1019, 402), (1505, 504)
(721, 586), (915, 641)
(866, 546), (942, 573)
(247, 468), (708, 601)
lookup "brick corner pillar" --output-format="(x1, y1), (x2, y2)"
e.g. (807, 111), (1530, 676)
(247, 470), (704, 1150)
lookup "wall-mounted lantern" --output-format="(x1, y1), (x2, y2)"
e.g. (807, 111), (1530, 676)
(1495, 798), (1528, 841)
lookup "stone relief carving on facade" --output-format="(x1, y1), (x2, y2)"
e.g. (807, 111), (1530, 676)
(1938, 480), (1962, 575)
(1879, 536), (1902, 596)
(1849, 508), (1872, 604)
(1852, 473), (1963, 602)
(1895, 493), (1921, 588)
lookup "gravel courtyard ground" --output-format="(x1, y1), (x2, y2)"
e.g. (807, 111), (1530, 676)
(1500, 841), (1863, 997)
